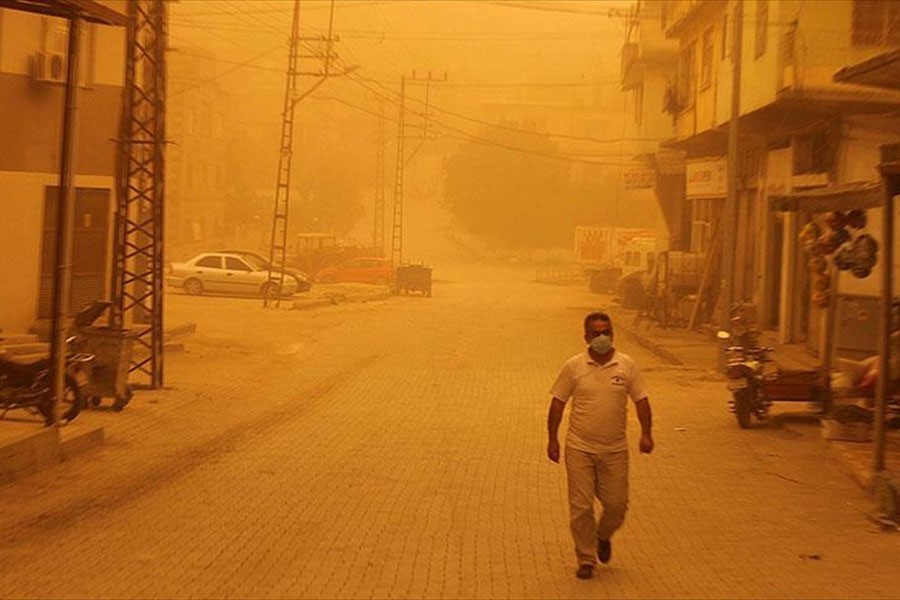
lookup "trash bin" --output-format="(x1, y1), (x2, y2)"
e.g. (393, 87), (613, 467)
(76, 325), (137, 411)
(67, 301), (137, 411)
(395, 264), (433, 296)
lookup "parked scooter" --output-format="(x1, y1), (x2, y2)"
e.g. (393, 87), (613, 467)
(0, 337), (94, 425)
(718, 302), (830, 428)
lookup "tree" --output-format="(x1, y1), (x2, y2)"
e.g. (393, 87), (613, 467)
(443, 125), (581, 249)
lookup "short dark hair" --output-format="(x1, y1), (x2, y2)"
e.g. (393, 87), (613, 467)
(584, 312), (613, 335)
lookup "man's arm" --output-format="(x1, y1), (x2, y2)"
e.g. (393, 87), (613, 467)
(547, 397), (566, 463)
(635, 397), (654, 454)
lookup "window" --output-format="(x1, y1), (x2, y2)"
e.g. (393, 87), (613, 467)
(634, 84), (643, 126)
(852, 0), (900, 46)
(721, 12), (729, 60)
(225, 257), (250, 271)
(678, 41), (696, 106)
(701, 27), (714, 88)
(755, 0), (769, 58)
(793, 130), (833, 175)
(720, 13), (731, 60)
(196, 256), (222, 269)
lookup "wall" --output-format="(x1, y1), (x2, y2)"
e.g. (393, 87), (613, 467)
(0, 9), (124, 333)
(0, 172), (114, 333)
(837, 119), (900, 297)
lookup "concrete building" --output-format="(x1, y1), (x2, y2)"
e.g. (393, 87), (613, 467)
(0, 3), (126, 334)
(657, 0), (900, 357)
(619, 0), (684, 251)
(166, 46), (230, 259)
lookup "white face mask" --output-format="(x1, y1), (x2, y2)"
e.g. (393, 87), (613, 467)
(590, 333), (612, 355)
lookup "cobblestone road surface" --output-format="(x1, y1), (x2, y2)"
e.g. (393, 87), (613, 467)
(0, 263), (896, 598)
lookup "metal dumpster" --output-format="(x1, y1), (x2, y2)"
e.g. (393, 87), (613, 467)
(73, 302), (137, 411)
(395, 264), (432, 296)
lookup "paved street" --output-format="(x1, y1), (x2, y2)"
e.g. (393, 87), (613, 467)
(0, 262), (896, 599)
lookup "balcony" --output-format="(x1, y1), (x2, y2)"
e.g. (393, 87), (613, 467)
(620, 38), (678, 90)
(662, 0), (725, 39)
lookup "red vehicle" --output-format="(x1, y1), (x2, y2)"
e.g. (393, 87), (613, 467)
(315, 257), (393, 285)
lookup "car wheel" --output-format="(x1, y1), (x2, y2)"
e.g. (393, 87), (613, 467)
(184, 278), (204, 295)
(261, 281), (280, 299)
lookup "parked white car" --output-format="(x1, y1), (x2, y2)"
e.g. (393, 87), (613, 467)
(166, 252), (298, 298)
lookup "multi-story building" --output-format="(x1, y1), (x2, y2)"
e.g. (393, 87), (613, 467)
(0, 2), (126, 334)
(166, 46), (230, 258)
(659, 0), (900, 356)
(619, 0), (683, 250)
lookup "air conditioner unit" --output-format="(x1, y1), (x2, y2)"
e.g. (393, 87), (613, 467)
(31, 51), (66, 83)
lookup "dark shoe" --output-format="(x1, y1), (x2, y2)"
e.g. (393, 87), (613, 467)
(597, 538), (612, 564)
(575, 564), (594, 579)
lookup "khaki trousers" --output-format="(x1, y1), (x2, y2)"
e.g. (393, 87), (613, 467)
(564, 447), (629, 565)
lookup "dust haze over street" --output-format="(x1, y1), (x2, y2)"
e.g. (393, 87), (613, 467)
(0, 263), (895, 598)
(2, 0), (900, 597)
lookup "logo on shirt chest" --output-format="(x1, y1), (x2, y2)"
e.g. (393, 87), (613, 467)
(610, 374), (626, 386)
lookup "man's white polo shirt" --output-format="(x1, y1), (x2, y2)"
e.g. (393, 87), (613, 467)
(549, 349), (648, 454)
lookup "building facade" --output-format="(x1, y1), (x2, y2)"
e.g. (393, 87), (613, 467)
(166, 46), (230, 259)
(0, 5), (125, 334)
(652, 0), (900, 357)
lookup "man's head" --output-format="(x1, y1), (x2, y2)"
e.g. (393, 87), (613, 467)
(583, 313), (614, 358)
(583, 312), (613, 341)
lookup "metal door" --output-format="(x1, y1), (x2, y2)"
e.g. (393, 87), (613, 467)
(39, 187), (110, 318)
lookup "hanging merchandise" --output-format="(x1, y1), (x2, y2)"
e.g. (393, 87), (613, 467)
(798, 210), (879, 282)
(845, 209), (867, 230)
(808, 256), (827, 273)
(799, 222), (822, 254)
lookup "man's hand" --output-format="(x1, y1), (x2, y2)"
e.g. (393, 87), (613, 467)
(547, 439), (560, 463)
(639, 433), (654, 454)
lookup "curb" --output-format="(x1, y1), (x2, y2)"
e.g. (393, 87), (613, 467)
(620, 327), (685, 366)
(292, 290), (391, 311)
(0, 423), (104, 485)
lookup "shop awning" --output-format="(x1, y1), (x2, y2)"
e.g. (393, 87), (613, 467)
(0, 0), (127, 25)
(769, 181), (884, 213)
(834, 49), (900, 91)
(662, 85), (900, 159)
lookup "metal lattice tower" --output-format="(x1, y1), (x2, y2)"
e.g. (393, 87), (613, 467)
(390, 76), (406, 269)
(264, 0), (302, 308)
(112, 0), (167, 388)
(373, 101), (386, 255)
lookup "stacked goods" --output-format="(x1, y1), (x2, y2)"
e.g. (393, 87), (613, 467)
(799, 210), (878, 308)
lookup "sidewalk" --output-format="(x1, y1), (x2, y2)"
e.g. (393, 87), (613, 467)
(619, 311), (900, 515)
(0, 282), (392, 484)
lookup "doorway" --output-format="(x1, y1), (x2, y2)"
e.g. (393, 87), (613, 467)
(39, 187), (111, 318)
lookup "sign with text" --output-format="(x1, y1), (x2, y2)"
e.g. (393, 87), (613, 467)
(623, 166), (656, 190)
(686, 158), (727, 198)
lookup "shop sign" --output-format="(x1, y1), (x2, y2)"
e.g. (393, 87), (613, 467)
(686, 158), (727, 198)
(624, 167), (656, 190)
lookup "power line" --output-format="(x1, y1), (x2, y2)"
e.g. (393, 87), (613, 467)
(335, 77), (644, 161)
(346, 74), (657, 146)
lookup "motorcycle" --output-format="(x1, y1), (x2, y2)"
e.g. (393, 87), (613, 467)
(718, 329), (831, 428)
(0, 336), (95, 426)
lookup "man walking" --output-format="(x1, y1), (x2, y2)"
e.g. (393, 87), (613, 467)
(546, 312), (654, 579)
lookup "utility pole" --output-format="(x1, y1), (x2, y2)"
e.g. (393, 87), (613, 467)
(264, 0), (303, 308)
(265, 0), (348, 307)
(390, 70), (446, 270)
(113, 0), (167, 388)
(390, 75), (407, 270)
(721, 0), (742, 324)
(373, 100), (386, 255)
(50, 15), (81, 425)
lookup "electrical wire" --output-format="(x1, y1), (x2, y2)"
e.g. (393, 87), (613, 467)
(345, 73), (660, 145)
